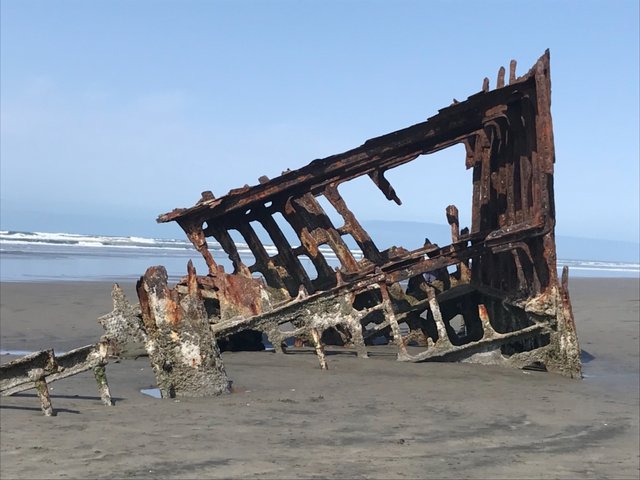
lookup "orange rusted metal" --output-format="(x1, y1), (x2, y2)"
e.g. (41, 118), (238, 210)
(157, 51), (581, 377)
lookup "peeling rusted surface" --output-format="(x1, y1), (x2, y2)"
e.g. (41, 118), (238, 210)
(137, 263), (231, 397)
(158, 50), (581, 378)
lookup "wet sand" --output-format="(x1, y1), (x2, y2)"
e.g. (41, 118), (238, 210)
(1, 278), (638, 479)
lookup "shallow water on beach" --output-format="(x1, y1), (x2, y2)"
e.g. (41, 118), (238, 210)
(140, 388), (162, 399)
(0, 242), (212, 282)
(0, 350), (40, 357)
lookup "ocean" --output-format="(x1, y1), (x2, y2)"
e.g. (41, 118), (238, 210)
(0, 230), (638, 282)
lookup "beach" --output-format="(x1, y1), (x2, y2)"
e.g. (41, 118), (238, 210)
(0, 278), (638, 479)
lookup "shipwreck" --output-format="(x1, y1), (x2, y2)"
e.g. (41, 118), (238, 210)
(154, 50), (580, 379)
(1, 51), (582, 412)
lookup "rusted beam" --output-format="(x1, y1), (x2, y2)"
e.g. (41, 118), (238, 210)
(0, 350), (58, 415)
(0, 341), (114, 415)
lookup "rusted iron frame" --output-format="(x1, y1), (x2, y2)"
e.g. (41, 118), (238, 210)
(158, 66), (544, 226)
(209, 273), (386, 337)
(183, 209), (547, 319)
(159, 71), (556, 300)
(204, 257), (549, 369)
(324, 183), (384, 264)
(177, 202), (332, 285)
(155, 51), (577, 375)
(204, 198), (337, 294)
(207, 225), (536, 341)
(174, 168), (544, 344)
(279, 192), (360, 288)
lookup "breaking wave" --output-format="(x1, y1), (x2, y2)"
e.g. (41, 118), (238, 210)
(0, 230), (637, 280)
(0, 230), (362, 264)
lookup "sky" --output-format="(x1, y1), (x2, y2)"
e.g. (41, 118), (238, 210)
(1, 0), (638, 242)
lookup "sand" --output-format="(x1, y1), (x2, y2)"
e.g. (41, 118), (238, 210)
(0, 278), (638, 479)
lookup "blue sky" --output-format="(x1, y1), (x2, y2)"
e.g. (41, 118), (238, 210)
(1, 0), (638, 242)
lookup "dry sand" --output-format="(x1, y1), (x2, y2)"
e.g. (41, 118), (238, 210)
(0, 278), (638, 479)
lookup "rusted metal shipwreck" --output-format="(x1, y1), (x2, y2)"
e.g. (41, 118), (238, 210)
(0, 51), (581, 413)
(153, 50), (580, 379)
